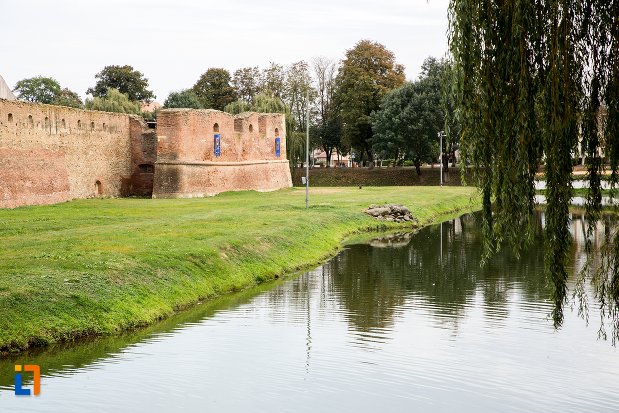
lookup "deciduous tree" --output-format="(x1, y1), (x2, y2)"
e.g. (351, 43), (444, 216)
(87, 65), (155, 102)
(313, 57), (341, 167)
(13, 76), (61, 104)
(52, 88), (83, 108)
(335, 40), (405, 166)
(449, 0), (619, 336)
(192, 68), (236, 110)
(260, 62), (286, 98)
(85, 88), (141, 114)
(163, 89), (203, 109)
(371, 57), (456, 174)
(232, 67), (261, 103)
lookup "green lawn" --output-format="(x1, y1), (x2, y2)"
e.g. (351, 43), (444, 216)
(0, 187), (479, 353)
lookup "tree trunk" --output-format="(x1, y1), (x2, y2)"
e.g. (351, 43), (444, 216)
(414, 158), (422, 175)
(325, 147), (333, 168)
(366, 146), (374, 169)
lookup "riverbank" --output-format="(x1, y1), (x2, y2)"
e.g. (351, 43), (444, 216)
(0, 187), (479, 353)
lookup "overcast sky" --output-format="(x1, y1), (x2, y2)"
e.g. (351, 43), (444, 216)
(3, 0), (450, 102)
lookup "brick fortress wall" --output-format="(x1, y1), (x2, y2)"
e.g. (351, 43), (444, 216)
(0, 99), (152, 208)
(153, 109), (292, 198)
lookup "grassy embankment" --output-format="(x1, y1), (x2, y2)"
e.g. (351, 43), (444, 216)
(0, 186), (479, 353)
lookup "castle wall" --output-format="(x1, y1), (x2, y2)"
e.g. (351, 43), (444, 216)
(0, 101), (292, 208)
(153, 109), (292, 198)
(0, 99), (142, 208)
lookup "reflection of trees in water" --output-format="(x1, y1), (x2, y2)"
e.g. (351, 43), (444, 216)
(325, 213), (552, 334)
(257, 212), (607, 340)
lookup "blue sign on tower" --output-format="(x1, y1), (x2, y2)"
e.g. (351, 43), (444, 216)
(214, 134), (221, 157)
(275, 137), (281, 157)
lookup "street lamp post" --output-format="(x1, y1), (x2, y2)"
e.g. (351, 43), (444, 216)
(305, 88), (310, 209)
(438, 131), (445, 187)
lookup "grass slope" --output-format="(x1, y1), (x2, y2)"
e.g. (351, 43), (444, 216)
(0, 186), (479, 352)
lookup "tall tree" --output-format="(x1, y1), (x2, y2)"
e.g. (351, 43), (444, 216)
(371, 57), (457, 173)
(87, 65), (154, 102)
(284, 61), (313, 132)
(163, 89), (203, 109)
(13, 76), (61, 104)
(192, 68), (236, 110)
(449, 0), (619, 336)
(52, 88), (83, 108)
(313, 57), (341, 166)
(232, 66), (261, 103)
(335, 40), (405, 166)
(260, 62), (286, 98)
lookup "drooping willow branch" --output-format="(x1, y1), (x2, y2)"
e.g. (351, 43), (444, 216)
(448, 0), (619, 337)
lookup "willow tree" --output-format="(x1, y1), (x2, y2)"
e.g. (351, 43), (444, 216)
(448, 0), (619, 337)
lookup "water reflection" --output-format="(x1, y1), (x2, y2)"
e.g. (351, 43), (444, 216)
(324, 214), (549, 338)
(0, 213), (617, 413)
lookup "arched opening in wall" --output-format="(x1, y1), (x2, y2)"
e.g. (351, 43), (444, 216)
(213, 123), (219, 133)
(94, 180), (102, 196)
(91, 121), (95, 131)
(28, 115), (34, 128)
(103, 123), (107, 131)
(77, 120), (82, 129)
(61, 119), (66, 128)
(249, 124), (254, 133)
(138, 164), (154, 173)
(7, 113), (13, 123)
(275, 127), (279, 136)
(44, 117), (50, 129)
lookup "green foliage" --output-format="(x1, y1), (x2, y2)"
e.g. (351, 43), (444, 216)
(52, 88), (83, 108)
(335, 40), (406, 165)
(85, 88), (141, 114)
(0, 187), (478, 352)
(232, 66), (261, 103)
(87, 65), (155, 102)
(223, 100), (252, 115)
(284, 61), (313, 132)
(371, 57), (456, 172)
(448, 0), (619, 336)
(225, 92), (290, 116)
(163, 89), (203, 109)
(13, 76), (83, 108)
(313, 57), (343, 166)
(260, 62), (286, 98)
(13, 76), (61, 104)
(251, 92), (288, 114)
(192, 68), (236, 110)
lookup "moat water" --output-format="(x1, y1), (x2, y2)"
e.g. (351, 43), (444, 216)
(0, 213), (618, 412)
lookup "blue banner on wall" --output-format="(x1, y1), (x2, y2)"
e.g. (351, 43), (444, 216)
(275, 137), (281, 157)
(214, 134), (221, 157)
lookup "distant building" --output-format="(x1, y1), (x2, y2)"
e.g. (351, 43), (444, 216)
(0, 75), (16, 100)
(140, 101), (162, 113)
(312, 149), (353, 167)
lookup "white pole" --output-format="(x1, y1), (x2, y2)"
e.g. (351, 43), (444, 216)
(306, 88), (309, 209)
(439, 131), (443, 187)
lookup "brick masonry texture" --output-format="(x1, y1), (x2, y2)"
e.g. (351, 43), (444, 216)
(0, 100), (292, 208)
(153, 109), (292, 198)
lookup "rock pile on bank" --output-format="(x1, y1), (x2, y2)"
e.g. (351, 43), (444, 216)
(365, 204), (417, 223)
